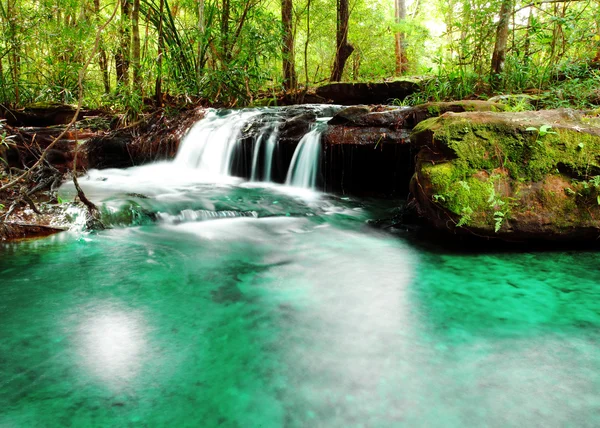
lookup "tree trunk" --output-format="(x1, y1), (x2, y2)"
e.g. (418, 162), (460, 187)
(221, 0), (230, 61)
(281, 0), (296, 90)
(394, 0), (408, 75)
(330, 0), (353, 82)
(196, 0), (205, 84)
(304, 0), (311, 86)
(522, 6), (533, 61)
(596, 3), (600, 63)
(490, 0), (513, 85)
(6, 0), (20, 104)
(93, 0), (110, 94)
(155, 0), (165, 105)
(132, 0), (141, 88)
(115, 0), (131, 88)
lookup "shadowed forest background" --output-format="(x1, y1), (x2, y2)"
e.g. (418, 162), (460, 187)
(0, 0), (599, 110)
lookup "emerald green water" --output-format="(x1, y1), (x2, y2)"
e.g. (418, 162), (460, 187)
(2, 178), (600, 426)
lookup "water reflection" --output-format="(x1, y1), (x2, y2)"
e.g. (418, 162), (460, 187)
(75, 304), (148, 388)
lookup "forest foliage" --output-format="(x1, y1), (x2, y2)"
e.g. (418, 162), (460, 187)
(0, 0), (599, 109)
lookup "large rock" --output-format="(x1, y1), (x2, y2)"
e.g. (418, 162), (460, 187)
(83, 108), (205, 169)
(232, 106), (337, 182)
(320, 101), (505, 196)
(315, 81), (420, 105)
(328, 101), (505, 128)
(410, 109), (600, 241)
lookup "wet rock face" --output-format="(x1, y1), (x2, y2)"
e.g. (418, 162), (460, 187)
(322, 136), (415, 197)
(410, 109), (600, 241)
(83, 108), (205, 169)
(328, 101), (505, 128)
(319, 105), (407, 196)
(315, 81), (420, 105)
(319, 101), (504, 197)
(231, 106), (332, 182)
(85, 135), (133, 170)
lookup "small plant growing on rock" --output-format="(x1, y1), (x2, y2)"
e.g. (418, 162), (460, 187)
(487, 188), (507, 233)
(526, 124), (557, 145)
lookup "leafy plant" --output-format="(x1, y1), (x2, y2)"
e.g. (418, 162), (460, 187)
(487, 188), (507, 233)
(456, 206), (473, 228)
(526, 124), (557, 145)
(526, 124), (557, 137)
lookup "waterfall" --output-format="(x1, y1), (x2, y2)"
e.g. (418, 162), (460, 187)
(175, 109), (260, 175)
(250, 124), (279, 182)
(174, 106), (337, 189)
(285, 120), (328, 190)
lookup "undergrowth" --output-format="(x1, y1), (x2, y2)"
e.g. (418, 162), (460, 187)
(395, 61), (600, 111)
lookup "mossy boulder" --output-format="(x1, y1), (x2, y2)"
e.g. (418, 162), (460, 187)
(410, 109), (600, 241)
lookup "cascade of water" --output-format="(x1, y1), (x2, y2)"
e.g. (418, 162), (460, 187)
(261, 127), (279, 182)
(175, 109), (260, 175)
(285, 119), (329, 189)
(250, 124), (279, 182)
(172, 105), (338, 188)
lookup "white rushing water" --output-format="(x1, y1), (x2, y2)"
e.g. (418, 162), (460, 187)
(250, 123), (279, 182)
(285, 119), (329, 190)
(175, 109), (261, 175)
(173, 106), (334, 189)
(64, 106), (340, 208)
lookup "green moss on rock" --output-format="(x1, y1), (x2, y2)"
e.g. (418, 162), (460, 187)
(411, 109), (600, 239)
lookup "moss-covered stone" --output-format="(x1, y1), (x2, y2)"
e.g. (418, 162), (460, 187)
(410, 109), (600, 240)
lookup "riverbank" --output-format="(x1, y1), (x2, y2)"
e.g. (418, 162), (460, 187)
(2, 93), (600, 243)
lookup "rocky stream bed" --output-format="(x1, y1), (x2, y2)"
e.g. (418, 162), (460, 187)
(2, 99), (600, 243)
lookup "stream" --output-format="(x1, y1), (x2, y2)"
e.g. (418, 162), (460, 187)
(1, 107), (599, 426)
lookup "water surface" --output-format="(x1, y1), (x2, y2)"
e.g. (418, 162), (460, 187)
(1, 181), (600, 427)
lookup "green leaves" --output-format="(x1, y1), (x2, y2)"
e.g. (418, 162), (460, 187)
(526, 124), (557, 137)
(488, 187), (507, 233)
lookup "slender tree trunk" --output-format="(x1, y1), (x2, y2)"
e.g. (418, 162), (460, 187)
(330, 0), (353, 82)
(7, 0), (19, 104)
(490, 0), (513, 86)
(304, 0), (311, 86)
(93, 0), (111, 94)
(523, 6), (533, 61)
(221, 0), (230, 61)
(155, 0), (165, 105)
(115, 0), (131, 88)
(196, 0), (205, 84)
(596, 3), (600, 63)
(394, 0), (408, 75)
(132, 0), (141, 88)
(281, 0), (296, 90)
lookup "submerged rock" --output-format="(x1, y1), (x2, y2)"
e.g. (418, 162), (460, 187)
(0, 223), (66, 241)
(410, 109), (600, 241)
